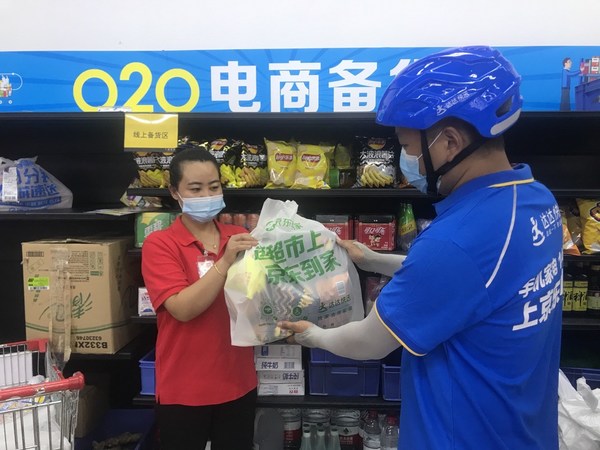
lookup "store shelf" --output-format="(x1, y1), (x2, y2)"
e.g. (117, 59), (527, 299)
(0, 208), (134, 221)
(132, 394), (400, 410)
(564, 254), (600, 263)
(562, 316), (600, 331)
(127, 187), (430, 199)
(128, 187), (600, 200)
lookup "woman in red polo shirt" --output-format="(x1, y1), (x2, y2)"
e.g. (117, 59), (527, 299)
(141, 147), (258, 450)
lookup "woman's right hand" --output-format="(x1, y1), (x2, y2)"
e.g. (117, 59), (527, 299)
(221, 233), (258, 267)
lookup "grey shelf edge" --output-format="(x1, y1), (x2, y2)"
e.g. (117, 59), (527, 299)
(128, 187), (600, 200)
(0, 208), (135, 221)
(133, 394), (400, 410)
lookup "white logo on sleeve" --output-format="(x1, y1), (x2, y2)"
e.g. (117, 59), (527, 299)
(530, 217), (545, 247)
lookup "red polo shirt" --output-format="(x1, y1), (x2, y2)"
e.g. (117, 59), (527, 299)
(141, 216), (257, 406)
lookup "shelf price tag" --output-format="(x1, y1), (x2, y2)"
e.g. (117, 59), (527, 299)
(124, 113), (178, 150)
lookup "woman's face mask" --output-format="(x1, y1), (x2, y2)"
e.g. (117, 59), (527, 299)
(178, 194), (225, 223)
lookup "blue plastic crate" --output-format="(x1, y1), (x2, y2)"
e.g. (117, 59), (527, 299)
(309, 361), (380, 396)
(381, 364), (401, 401)
(310, 348), (378, 365)
(139, 349), (156, 396)
(75, 409), (155, 450)
(561, 367), (600, 390)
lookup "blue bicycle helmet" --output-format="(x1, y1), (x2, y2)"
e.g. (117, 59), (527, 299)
(376, 46), (522, 138)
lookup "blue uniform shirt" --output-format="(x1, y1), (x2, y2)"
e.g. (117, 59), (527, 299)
(376, 164), (562, 449)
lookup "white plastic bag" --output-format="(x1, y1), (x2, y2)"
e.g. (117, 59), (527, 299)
(0, 157), (73, 210)
(558, 369), (600, 449)
(224, 198), (364, 346)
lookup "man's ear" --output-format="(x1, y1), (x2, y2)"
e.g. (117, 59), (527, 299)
(443, 127), (468, 162)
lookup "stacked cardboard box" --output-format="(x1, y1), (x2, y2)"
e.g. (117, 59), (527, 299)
(255, 344), (304, 396)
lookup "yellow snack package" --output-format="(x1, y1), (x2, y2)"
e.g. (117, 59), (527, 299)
(291, 144), (332, 189)
(265, 139), (296, 188)
(576, 198), (600, 254)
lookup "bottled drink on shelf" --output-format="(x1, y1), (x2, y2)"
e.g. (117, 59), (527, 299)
(331, 409), (361, 450)
(587, 264), (600, 317)
(300, 425), (313, 450)
(562, 264), (574, 316)
(380, 414), (399, 450)
(362, 410), (381, 449)
(572, 262), (589, 316)
(315, 426), (327, 450)
(328, 426), (342, 450)
(280, 408), (303, 450)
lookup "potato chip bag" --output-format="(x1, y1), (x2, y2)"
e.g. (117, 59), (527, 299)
(576, 198), (600, 254)
(291, 144), (332, 189)
(561, 209), (581, 256)
(265, 139), (297, 188)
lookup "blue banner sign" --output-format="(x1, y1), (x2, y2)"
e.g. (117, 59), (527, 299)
(1, 46), (599, 113)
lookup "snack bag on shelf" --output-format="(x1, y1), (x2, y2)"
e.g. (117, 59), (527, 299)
(353, 136), (398, 188)
(0, 157), (73, 210)
(264, 139), (297, 188)
(291, 143), (332, 189)
(560, 208), (581, 256)
(218, 139), (268, 188)
(224, 198), (364, 346)
(134, 152), (168, 188)
(576, 198), (600, 254)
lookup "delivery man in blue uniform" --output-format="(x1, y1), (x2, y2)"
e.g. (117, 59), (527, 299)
(279, 46), (563, 449)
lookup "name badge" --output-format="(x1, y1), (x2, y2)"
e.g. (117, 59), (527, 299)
(197, 253), (215, 278)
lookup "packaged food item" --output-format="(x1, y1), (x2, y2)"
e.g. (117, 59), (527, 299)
(218, 213), (233, 225)
(291, 144), (332, 189)
(265, 139), (297, 188)
(315, 215), (353, 240)
(561, 209), (581, 256)
(353, 137), (397, 188)
(134, 152), (173, 188)
(575, 198), (600, 254)
(0, 157), (73, 210)
(246, 213), (260, 232)
(355, 215), (396, 251)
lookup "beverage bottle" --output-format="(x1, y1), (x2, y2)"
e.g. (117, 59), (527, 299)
(362, 410), (381, 449)
(562, 263), (574, 317)
(380, 414), (399, 450)
(572, 262), (589, 316)
(281, 408), (302, 450)
(587, 264), (600, 317)
(328, 426), (342, 450)
(315, 426), (327, 450)
(300, 425), (313, 450)
(331, 409), (361, 450)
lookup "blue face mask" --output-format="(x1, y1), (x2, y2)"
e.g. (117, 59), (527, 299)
(179, 194), (225, 223)
(399, 131), (443, 194)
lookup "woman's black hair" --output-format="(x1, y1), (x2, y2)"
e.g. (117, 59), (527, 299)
(169, 147), (219, 189)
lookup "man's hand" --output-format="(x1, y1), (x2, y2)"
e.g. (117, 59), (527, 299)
(336, 239), (366, 264)
(278, 320), (314, 344)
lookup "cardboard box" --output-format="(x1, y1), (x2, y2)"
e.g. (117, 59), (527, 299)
(21, 237), (140, 354)
(254, 344), (302, 359)
(258, 382), (305, 396)
(135, 212), (176, 247)
(138, 287), (155, 316)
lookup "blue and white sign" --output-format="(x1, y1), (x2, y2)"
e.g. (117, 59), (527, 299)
(1, 46), (600, 113)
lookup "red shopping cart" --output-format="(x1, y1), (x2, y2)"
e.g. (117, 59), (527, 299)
(0, 339), (84, 450)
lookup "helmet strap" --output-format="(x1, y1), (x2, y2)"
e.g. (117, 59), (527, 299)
(420, 131), (438, 196)
(435, 136), (488, 177)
